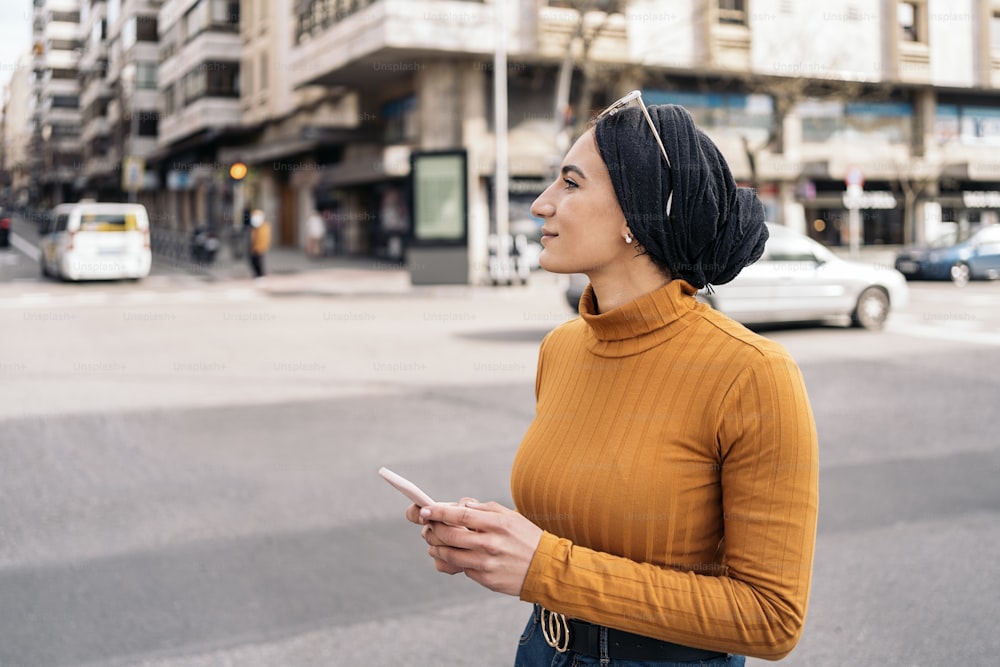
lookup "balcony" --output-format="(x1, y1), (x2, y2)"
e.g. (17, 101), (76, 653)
(534, 5), (627, 63)
(81, 116), (110, 144)
(159, 29), (241, 88)
(289, 0), (503, 89)
(158, 97), (241, 147)
(897, 40), (931, 84)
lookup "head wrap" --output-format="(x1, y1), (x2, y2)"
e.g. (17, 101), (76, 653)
(593, 103), (767, 289)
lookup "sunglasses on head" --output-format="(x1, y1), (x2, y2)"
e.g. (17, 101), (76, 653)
(595, 90), (674, 215)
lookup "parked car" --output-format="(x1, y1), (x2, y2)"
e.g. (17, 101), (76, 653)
(566, 223), (909, 330)
(39, 201), (152, 281)
(894, 225), (1000, 286)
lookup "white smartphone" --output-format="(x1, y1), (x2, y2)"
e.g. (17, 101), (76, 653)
(378, 467), (436, 507)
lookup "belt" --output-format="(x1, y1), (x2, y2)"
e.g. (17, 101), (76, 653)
(540, 607), (726, 663)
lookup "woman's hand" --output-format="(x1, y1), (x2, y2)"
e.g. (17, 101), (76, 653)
(415, 499), (544, 596)
(405, 502), (463, 575)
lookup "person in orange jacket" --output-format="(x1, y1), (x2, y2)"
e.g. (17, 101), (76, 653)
(248, 209), (272, 278)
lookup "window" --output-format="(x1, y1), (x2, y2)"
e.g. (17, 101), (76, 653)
(382, 95), (418, 143)
(898, 1), (926, 42)
(764, 235), (819, 263)
(137, 113), (158, 137)
(258, 52), (268, 92)
(51, 95), (78, 108)
(137, 16), (158, 42)
(181, 61), (240, 104)
(718, 0), (747, 25)
(49, 39), (79, 52)
(50, 11), (80, 23)
(163, 83), (176, 116)
(135, 62), (157, 89)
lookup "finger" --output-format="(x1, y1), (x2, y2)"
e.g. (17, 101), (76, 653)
(405, 503), (424, 525)
(421, 523), (449, 547)
(431, 552), (464, 575)
(420, 503), (503, 532)
(429, 544), (487, 572)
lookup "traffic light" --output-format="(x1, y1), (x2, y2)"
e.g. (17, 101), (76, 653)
(229, 162), (248, 180)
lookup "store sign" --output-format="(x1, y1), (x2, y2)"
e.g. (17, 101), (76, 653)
(842, 191), (897, 209)
(962, 191), (1000, 208)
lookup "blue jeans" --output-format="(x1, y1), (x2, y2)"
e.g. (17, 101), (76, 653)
(514, 606), (746, 667)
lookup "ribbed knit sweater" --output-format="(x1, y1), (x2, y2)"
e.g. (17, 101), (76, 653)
(511, 279), (819, 660)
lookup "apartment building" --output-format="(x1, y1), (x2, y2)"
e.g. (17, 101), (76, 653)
(10, 0), (1000, 270)
(31, 0), (83, 207)
(218, 0), (357, 248)
(152, 0), (243, 230)
(272, 0), (1000, 279)
(2, 53), (36, 206)
(74, 0), (163, 202)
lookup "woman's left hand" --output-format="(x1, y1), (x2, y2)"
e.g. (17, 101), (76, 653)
(419, 499), (544, 596)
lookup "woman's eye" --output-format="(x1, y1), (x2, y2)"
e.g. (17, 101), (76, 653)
(563, 178), (578, 189)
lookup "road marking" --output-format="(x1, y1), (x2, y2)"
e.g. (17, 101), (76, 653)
(887, 319), (1000, 346)
(17, 293), (53, 306)
(9, 233), (42, 262)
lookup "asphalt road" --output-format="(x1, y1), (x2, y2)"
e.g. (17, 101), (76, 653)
(1, 234), (999, 666)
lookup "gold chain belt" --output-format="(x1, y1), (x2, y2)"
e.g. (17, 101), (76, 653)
(540, 607), (570, 653)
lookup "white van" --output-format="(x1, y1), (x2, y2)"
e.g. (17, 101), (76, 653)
(40, 202), (152, 281)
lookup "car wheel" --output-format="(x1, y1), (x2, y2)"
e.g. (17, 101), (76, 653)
(950, 262), (971, 287)
(851, 287), (890, 330)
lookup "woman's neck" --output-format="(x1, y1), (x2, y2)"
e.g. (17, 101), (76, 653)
(588, 263), (672, 314)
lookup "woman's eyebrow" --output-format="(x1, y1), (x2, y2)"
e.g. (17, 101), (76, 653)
(561, 165), (587, 180)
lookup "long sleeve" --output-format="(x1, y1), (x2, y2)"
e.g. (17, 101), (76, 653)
(517, 353), (818, 660)
(511, 280), (819, 660)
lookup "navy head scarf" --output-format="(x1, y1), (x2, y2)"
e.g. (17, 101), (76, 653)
(593, 103), (767, 289)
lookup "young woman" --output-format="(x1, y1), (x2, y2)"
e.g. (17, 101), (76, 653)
(407, 93), (819, 666)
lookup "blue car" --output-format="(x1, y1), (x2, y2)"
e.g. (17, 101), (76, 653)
(894, 225), (1000, 286)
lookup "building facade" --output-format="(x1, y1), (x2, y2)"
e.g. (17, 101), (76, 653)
(6, 0), (1000, 275)
(31, 0), (83, 208)
(275, 0), (1000, 280)
(2, 53), (36, 207)
(151, 0), (243, 232)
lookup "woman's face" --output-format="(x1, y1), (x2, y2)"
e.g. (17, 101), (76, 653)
(530, 129), (633, 277)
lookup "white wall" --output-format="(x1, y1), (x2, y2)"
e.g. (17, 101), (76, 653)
(626, 0), (700, 67)
(928, 0), (976, 87)
(751, 0), (883, 82)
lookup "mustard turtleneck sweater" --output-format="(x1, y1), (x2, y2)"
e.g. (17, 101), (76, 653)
(511, 279), (819, 660)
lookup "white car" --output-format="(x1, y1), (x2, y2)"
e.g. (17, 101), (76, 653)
(40, 202), (152, 281)
(566, 223), (909, 330)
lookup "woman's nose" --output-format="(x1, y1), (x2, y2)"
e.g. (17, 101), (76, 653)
(530, 193), (554, 218)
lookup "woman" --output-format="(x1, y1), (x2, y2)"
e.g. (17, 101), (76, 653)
(408, 93), (819, 666)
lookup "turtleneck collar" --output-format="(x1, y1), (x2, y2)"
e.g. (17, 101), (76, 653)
(578, 279), (701, 357)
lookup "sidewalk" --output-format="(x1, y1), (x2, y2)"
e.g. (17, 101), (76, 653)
(192, 248), (414, 297)
(171, 246), (565, 298)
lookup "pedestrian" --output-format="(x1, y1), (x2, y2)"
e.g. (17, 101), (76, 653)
(406, 92), (819, 665)
(306, 209), (325, 258)
(248, 209), (271, 278)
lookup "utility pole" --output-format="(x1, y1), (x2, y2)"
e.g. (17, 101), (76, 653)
(493, 0), (511, 283)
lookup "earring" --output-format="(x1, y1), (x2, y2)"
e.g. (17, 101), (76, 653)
(625, 233), (633, 244)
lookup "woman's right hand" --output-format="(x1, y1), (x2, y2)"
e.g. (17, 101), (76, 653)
(405, 503), (464, 575)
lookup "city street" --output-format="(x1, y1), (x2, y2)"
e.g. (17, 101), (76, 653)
(1, 230), (999, 666)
